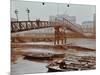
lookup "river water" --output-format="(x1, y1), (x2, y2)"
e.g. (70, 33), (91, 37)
(11, 38), (96, 75)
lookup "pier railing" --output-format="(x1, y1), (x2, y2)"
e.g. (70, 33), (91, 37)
(11, 18), (84, 36)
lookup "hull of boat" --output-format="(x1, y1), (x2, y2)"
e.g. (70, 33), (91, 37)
(23, 55), (53, 60)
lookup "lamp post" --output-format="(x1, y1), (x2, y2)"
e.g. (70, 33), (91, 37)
(26, 8), (30, 21)
(15, 9), (18, 21)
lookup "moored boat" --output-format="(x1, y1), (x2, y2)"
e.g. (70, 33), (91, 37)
(47, 56), (96, 72)
(23, 52), (65, 60)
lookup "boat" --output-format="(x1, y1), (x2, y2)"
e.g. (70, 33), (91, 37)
(23, 52), (65, 60)
(52, 53), (65, 58)
(47, 56), (96, 72)
(47, 66), (65, 72)
(47, 62), (79, 72)
(23, 53), (53, 60)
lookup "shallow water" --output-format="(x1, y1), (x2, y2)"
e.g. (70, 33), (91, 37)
(11, 57), (48, 75)
(11, 38), (96, 74)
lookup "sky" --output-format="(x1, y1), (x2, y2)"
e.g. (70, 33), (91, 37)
(11, 0), (96, 25)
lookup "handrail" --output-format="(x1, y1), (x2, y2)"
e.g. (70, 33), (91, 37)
(55, 17), (84, 35)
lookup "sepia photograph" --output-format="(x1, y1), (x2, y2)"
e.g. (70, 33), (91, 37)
(11, 0), (96, 75)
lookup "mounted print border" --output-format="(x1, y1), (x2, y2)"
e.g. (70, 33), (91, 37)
(11, 0), (96, 75)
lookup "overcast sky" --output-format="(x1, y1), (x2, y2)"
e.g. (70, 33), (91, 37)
(11, 0), (96, 24)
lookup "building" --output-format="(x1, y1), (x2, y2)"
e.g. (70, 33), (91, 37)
(82, 21), (94, 33)
(49, 14), (76, 24)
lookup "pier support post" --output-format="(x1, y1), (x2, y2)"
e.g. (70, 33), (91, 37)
(54, 26), (67, 45)
(54, 26), (60, 45)
(61, 39), (63, 45)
